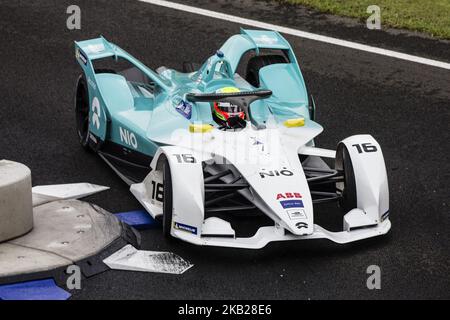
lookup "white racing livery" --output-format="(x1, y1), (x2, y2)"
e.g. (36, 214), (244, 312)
(130, 123), (390, 249)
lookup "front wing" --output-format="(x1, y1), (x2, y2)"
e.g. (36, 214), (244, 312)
(172, 219), (391, 249)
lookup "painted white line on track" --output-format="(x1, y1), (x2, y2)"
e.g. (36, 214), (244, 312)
(139, 0), (450, 70)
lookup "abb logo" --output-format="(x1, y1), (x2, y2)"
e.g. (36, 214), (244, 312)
(276, 192), (302, 200)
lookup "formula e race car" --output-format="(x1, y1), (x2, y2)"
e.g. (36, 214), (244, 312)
(74, 29), (390, 249)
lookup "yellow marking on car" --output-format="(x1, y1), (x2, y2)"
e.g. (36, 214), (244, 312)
(284, 118), (305, 127)
(189, 123), (214, 133)
(217, 87), (240, 93)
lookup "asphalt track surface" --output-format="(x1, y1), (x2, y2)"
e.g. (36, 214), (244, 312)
(0, 0), (449, 299)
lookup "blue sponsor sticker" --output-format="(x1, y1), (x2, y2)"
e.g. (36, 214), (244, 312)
(174, 222), (197, 235)
(76, 49), (88, 65)
(176, 100), (192, 119)
(280, 199), (304, 209)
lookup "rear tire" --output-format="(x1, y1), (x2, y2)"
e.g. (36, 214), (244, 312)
(245, 54), (288, 87)
(75, 74), (90, 151)
(162, 158), (174, 239)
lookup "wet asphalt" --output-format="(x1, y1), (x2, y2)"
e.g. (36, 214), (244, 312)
(0, 0), (449, 299)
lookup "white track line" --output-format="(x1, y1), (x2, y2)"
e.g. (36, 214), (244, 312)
(139, 0), (450, 70)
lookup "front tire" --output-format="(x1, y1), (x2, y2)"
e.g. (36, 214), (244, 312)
(336, 144), (357, 211)
(162, 158), (174, 239)
(75, 74), (90, 151)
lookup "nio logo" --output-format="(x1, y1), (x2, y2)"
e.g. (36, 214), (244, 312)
(91, 97), (100, 130)
(259, 168), (293, 178)
(119, 127), (138, 149)
(295, 222), (308, 229)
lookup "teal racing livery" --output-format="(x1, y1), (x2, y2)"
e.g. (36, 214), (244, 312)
(74, 29), (390, 249)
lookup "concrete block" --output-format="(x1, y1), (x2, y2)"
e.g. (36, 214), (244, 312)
(0, 160), (33, 242)
(10, 200), (122, 261)
(0, 244), (71, 278)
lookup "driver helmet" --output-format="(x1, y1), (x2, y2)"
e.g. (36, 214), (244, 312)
(213, 87), (245, 128)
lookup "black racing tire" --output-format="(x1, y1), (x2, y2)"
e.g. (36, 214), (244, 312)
(162, 158), (174, 239)
(308, 94), (316, 121)
(245, 54), (288, 87)
(75, 74), (91, 151)
(339, 145), (357, 211)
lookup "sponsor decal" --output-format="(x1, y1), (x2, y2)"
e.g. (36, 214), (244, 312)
(287, 208), (307, 220)
(276, 192), (302, 200)
(259, 167), (293, 178)
(278, 192), (304, 210)
(280, 199), (304, 209)
(119, 127), (138, 149)
(295, 222), (308, 229)
(250, 137), (263, 146)
(91, 97), (101, 130)
(175, 100), (192, 119)
(87, 77), (96, 90)
(254, 34), (278, 45)
(174, 222), (198, 235)
(86, 43), (105, 54)
(76, 48), (87, 65)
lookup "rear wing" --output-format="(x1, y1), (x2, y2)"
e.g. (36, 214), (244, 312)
(75, 36), (117, 65)
(240, 29), (291, 52)
(220, 29), (296, 75)
(74, 36), (170, 91)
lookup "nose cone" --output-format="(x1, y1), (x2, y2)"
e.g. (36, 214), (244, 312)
(237, 162), (314, 236)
